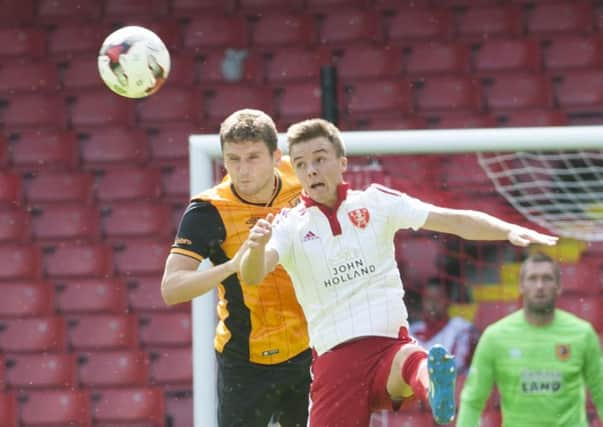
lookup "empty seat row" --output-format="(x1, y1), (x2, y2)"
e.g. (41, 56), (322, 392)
(0, 388), (165, 427)
(0, 239), (172, 281)
(0, 277), (186, 316)
(1, 348), (191, 390)
(0, 313), (191, 353)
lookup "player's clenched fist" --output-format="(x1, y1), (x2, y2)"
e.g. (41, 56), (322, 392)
(247, 213), (274, 248)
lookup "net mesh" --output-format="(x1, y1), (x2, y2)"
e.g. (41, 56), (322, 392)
(478, 150), (603, 242)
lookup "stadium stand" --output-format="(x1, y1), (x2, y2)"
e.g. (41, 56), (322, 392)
(0, 1), (602, 425)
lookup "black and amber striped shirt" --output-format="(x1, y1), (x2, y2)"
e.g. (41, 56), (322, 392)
(171, 159), (309, 364)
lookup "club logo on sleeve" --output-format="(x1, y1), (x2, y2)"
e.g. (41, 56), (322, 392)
(555, 344), (571, 361)
(348, 208), (370, 229)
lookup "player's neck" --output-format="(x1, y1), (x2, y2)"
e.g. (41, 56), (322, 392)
(237, 174), (278, 206)
(524, 309), (555, 327)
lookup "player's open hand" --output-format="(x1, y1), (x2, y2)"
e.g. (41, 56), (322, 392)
(508, 227), (558, 247)
(247, 213), (274, 249)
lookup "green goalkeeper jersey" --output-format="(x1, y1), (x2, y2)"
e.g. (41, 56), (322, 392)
(457, 309), (603, 427)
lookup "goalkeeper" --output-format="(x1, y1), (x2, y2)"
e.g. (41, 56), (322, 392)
(457, 252), (603, 427)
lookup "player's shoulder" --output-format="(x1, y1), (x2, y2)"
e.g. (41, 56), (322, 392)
(448, 316), (475, 330)
(482, 310), (523, 335)
(366, 183), (406, 197)
(555, 309), (596, 331)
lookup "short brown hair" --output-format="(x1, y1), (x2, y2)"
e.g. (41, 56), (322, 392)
(219, 109), (278, 153)
(286, 118), (346, 157)
(520, 252), (560, 283)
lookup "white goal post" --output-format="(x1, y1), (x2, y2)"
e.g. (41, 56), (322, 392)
(188, 125), (603, 427)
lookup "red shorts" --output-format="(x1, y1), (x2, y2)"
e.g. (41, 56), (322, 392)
(308, 328), (422, 427)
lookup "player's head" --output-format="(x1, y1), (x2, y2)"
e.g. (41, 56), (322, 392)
(421, 278), (449, 322)
(287, 118), (347, 207)
(519, 252), (561, 315)
(219, 109), (281, 200)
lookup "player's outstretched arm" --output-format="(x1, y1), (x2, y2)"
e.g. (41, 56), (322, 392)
(161, 245), (246, 305)
(422, 207), (558, 247)
(240, 213), (279, 285)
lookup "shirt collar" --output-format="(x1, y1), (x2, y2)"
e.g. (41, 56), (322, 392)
(300, 182), (350, 211)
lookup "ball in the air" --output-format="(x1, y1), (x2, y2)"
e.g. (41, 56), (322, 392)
(98, 26), (171, 99)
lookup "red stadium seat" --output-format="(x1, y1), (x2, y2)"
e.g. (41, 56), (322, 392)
(414, 76), (481, 112)
(44, 243), (113, 279)
(0, 173), (21, 207)
(113, 239), (171, 276)
(0, 393), (17, 427)
(96, 167), (163, 202)
(439, 153), (492, 192)
(204, 85), (275, 124)
(0, 135), (6, 168)
(0, 0), (34, 25)
(139, 312), (192, 347)
(371, 412), (433, 427)
(31, 204), (101, 243)
(79, 127), (150, 169)
(166, 393), (193, 427)
(102, 202), (172, 240)
(318, 9), (381, 46)
(138, 87), (202, 124)
(395, 236), (445, 289)
(405, 41), (470, 76)
(24, 171), (95, 205)
(527, 1), (593, 35)
(480, 410), (502, 427)
(48, 24), (111, 60)
(544, 36), (603, 71)
(146, 124), (193, 165)
(161, 164), (190, 203)
(69, 91), (136, 128)
(387, 7), (452, 42)
(558, 295), (603, 332)
(0, 244), (42, 281)
(20, 389), (90, 426)
(252, 12), (315, 48)
(483, 73), (553, 111)
(0, 28), (45, 60)
(1, 94), (67, 130)
(79, 351), (149, 388)
(241, 0), (304, 11)
(474, 39), (542, 73)
(0, 62), (59, 94)
(342, 113), (427, 131)
(0, 316), (66, 353)
(343, 79), (412, 116)
(497, 110), (568, 127)
(306, 0), (367, 10)
(160, 52), (196, 87)
(379, 155), (439, 182)
(37, 0), (102, 24)
(265, 47), (330, 83)
(92, 387), (165, 426)
(104, 0), (169, 17)
(0, 282), (54, 318)
(427, 112), (497, 129)
(0, 208), (30, 243)
(559, 259), (603, 295)
(5, 353), (77, 389)
(183, 15), (248, 51)
(9, 129), (79, 171)
(276, 82), (323, 120)
(150, 347), (192, 388)
(474, 301), (520, 331)
(457, 6), (522, 39)
(55, 278), (128, 314)
(68, 314), (139, 351)
(126, 276), (183, 312)
(172, 0), (236, 16)
(554, 70), (603, 112)
(335, 45), (402, 81)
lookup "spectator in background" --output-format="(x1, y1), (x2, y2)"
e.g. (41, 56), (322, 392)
(457, 252), (603, 427)
(410, 278), (480, 375)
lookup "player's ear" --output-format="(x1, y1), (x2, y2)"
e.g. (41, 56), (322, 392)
(273, 148), (282, 167)
(340, 156), (348, 172)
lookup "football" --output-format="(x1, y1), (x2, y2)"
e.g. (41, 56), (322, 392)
(97, 26), (171, 99)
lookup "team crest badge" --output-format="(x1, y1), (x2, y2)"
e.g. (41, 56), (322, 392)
(348, 208), (370, 229)
(555, 344), (571, 361)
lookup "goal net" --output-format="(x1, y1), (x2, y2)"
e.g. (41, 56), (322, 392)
(188, 125), (603, 427)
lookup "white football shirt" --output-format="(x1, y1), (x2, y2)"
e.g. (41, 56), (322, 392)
(267, 183), (433, 355)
